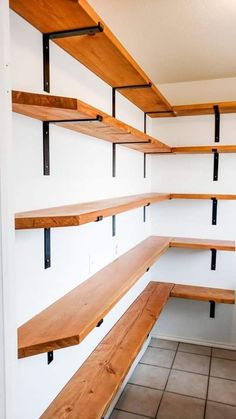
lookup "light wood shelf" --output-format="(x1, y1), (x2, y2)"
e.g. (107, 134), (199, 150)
(149, 101), (236, 118)
(10, 0), (172, 114)
(170, 284), (235, 304)
(12, 91), (170, 154)
(171, 145), (236, 154)
(15, 193), (170, 230)
(18, 236), (170, 358)
(169, 237), (236, 251)
(170, 193), (236, 200)
(41, 281), (173, 419)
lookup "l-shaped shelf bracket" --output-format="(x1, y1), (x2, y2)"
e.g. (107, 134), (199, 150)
(211, 198), (218, 225)
(43, 24), (104, 92)
(143, 203), (150, 222)
(43, 116), (102, 175)
(211, 248), (217, 270)
(209, 300), (216, 318)
(214, 105), (220, 143)
(112, 141), (151, 178)
(213, 149), (219, 181)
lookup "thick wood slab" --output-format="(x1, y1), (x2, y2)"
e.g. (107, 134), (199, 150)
(171, 284), (235, 304)
(171, 193), (236, 200)
(41, 282), (173, 419)
(12, 91), (170, 153)
(15, 193), (170, 230)
(18, 237), (170, 358)
(149, 101), (236, 118)
(169, 237), (236, 251)
(172, 146), (236, 154)
(10, 0), (172, 113)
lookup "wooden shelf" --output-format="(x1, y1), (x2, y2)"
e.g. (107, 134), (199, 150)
(170, 284), (235, 304)
(169, 237), (236, 251)
(149, 101), (236, 118)
(170, 193), (236, 200)
(18, 236), (170, 358)
(10, 0), (172, 114)
(12, 91), (170, 154)
(15, 193), (170, 230)
(41, 281), (173, 419)
(171, 145), (236, 154)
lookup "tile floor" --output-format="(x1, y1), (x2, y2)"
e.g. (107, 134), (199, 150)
(110, 338), (236, 419)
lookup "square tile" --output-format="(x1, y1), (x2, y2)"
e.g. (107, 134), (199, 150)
(212, 348), (236, 361)
(166, 370), (208, 399)
(149, 338), (178, 351)
(173, 352), (210, 375)
(116, 384), (162, 417)
(156, 392), (205, 419)
(205, 401), (236, 419)
(211, 358), (236, 381)
(141, 347), (175, 368)
(208, 377), (236, 406)
(178, 342), (211, 356)
(110, 410), (147, 419)
(129, 363), (169, 390)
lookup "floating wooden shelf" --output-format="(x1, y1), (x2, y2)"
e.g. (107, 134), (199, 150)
(18, 236), (170, 358)
(10, 0), (172, 114)
(149, 101), (236, 118)
(15, 193), (170, 230)
(171, 146), (236, 154)
(12, 91), (170, 154)
(170, 193), (236, 200)
(170, 284), (235, 304)
(41, 281), (173, 419)
(169, 237), (236, 251)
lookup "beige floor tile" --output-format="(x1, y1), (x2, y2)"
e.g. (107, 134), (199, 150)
(211, 358), (236, 381)
(212, 348), (236, 361)
(205, 401), (236, 419)
(141, 347), (175, 368)
(110, 410), (147, 419)
(115, 384), (162, 418)
(149, 338), (178, 351)
(173, 352), (210, 375)
(129, 364), (169, 390)
(166, 370), (208, 399)
(156, 392), (205, 419)
(178, 342), (211, 356)
(208, 377), (236, 406)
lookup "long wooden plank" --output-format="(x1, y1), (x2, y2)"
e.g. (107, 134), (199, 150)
(149, 101), (236, 118)
(169, 237), (236, 251)
(172, 146), (236, 154)
(15, 193), (170, 230)
(10, 0), (172, 114)
(12, 91), (170, 153)
(170, 193), (236, 200)
(171, 284), (235, 304)
(41, 282), (173, 419)
(18, 237), (170, 358)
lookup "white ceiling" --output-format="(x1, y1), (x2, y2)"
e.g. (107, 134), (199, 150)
(89, 0), (236, 84)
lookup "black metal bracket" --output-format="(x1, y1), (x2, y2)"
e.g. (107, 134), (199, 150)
(144, 153), (147, 178)
(95, 216), (103, 222)
(214, 105), (220, 142)
(42, 116), (102, 175)
(212, 149), (219, 181)
(209, 300), (216, 318)
(211, 198), (218, 225)
(211, 249), (217, 270)
(146, 267), (150, 272)
(47, 351), (53, 365)
(112, 141), (151, 177)
(112, 83), (151, 118)
(112, 215), (116, 237)
(43, 24), (103, 92)
(143, 203), (150, 223)
(44, 228), (51, 269)
(96, 319), (103, 327)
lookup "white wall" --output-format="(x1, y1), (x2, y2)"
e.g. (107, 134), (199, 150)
(150, 81), (236, 348)
(10, 10), (153, 419)
(0, 1), (17, 418)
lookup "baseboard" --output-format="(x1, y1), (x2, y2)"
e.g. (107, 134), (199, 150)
(104, 336), (151, 419)
(152, 332), (236, 351)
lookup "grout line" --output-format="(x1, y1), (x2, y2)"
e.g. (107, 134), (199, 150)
(203, 346), (213, 419)
(171, 367), (209, 377)
(154, 342), (180, 418)
(139, 362), (171, 370)
(178, 349), (211, 357)
(115, 407), (152, 418)
(128, 382), (167, 392)
(206, 399), (236, 409)
(164, 389), (205, 402)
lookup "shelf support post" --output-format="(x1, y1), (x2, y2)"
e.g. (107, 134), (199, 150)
(43, 121), (50, 175)
(213, 149), (219, 181)
(111, 83), (151, 118)
(211, 249), (217, 270)
(214, 105), (220, 142)
(44, 228), (51, 269)
(211, 198), (218, 225)
(112, 140), (151, 178)
(112, 215), (116, 237)
(143, 203), (150, 222)
(47, 351), (53, 365)
(209, 300), (216, 318)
